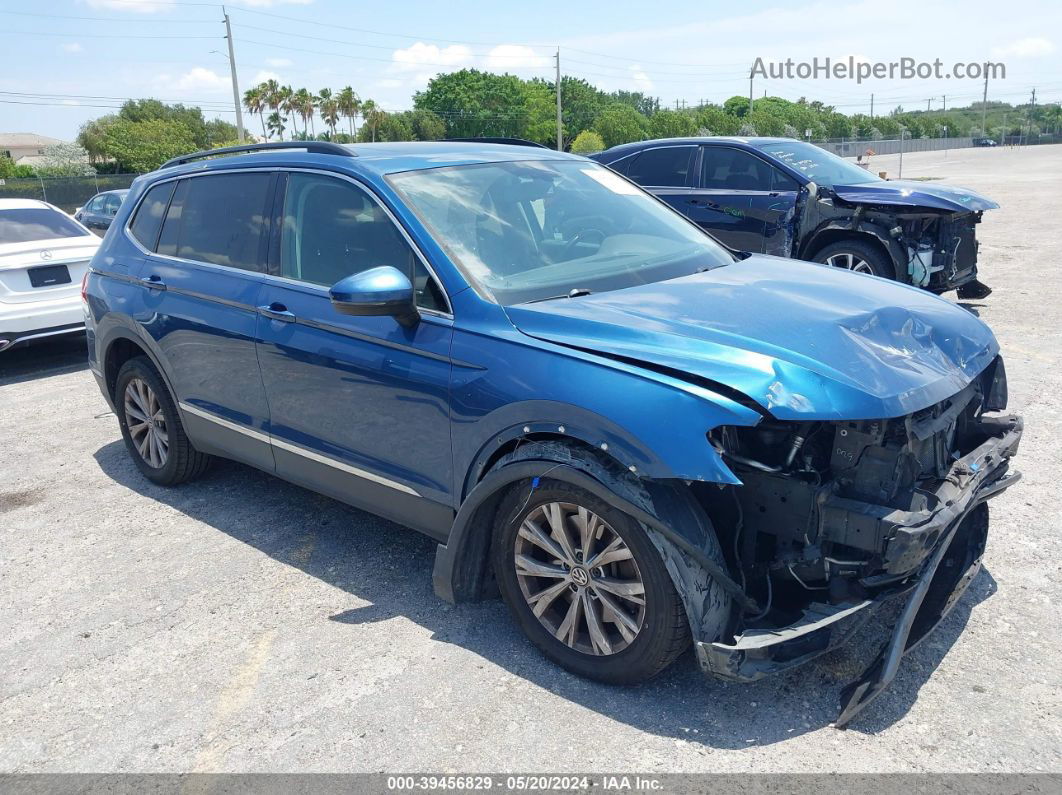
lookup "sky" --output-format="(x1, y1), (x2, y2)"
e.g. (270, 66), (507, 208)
(2, 0), (1061, 141)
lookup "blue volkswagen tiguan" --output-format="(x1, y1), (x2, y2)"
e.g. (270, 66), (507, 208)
(84, 141), (1021, 725)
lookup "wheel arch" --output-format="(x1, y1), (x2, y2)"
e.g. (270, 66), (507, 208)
(433, 439), (752, 642)
(100, 326), (177, 407)
(800, 225), (905, 280)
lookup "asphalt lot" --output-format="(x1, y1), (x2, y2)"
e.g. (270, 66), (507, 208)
(1, 144), (1060, 773)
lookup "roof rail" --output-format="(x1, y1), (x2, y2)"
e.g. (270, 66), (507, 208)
(160, 141), (356, 170)
(446, 137), (551, 149)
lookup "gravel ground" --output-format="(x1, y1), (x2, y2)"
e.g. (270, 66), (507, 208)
(1, 144), (1060, 774)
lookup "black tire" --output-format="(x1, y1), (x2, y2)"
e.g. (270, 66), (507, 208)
(114, 356), (212, 486)
(492, 479), (690, 684)
(813, 239), (894, 279)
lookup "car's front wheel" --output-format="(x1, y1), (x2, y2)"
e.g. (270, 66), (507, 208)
(114, 356), (212, 486)
(493, 479), (690, 684)
(813, 239), (893, 279)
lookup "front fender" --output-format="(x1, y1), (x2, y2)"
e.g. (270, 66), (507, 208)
(459, 401), (746, 500)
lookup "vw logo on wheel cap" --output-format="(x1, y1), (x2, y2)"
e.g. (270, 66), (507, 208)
(570, 567), (590, 587)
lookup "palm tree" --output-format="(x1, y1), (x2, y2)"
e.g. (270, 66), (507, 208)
(278, 85), (296, 138)
(266, 111), (285, 141)
(361, 99), (382, 142)
(293, 88), (315, 139)
(318, 88), (339, 139)
(337, 86), (360, 139)
(242, 85), (267, 141)
(260, 79), (282, 139)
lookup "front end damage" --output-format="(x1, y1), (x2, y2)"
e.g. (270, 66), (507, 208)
(788, 189), (990, 293)
(698, 356), (1022, 726)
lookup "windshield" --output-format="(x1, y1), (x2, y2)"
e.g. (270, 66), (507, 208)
(387, 160), (733, 305)
(0, 208), (91, 244)
(751, 140), (881, 188)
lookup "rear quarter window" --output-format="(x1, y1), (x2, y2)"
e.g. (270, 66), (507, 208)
(156, 173), (272, 271)
(128, 182), (175, 251)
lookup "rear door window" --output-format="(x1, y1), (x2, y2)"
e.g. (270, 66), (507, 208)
(625, 146), (695, 187)
(700, 147), (775, 191)
(157, 172), (272, 272)
(128, 182), (175, 251)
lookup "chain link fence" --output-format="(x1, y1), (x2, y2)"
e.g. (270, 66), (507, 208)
(0, 173), (140, 213)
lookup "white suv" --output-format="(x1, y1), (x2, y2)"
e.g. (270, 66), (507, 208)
(0, 198), (100, 352)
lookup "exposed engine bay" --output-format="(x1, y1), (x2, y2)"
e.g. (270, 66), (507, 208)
(694, 355), (1021, 724)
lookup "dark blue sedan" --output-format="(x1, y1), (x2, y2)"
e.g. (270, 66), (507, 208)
(84, 140), (1021, 725)
(591, 137), (997, 297)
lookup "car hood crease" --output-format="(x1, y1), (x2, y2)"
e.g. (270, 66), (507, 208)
(504, 256), (998, 420)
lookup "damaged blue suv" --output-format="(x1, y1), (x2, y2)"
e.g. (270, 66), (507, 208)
(84, 141), (1022, 726)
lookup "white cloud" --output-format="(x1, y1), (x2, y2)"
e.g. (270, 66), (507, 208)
(251, 70), (283, 85)
(173, 67), (228, 91)
(485, 45), (549, 71)
(61, 42), (84, 53)
(390, 42), (473, 73)
(991, 37), (1055, 58)
(629, 64), (653, 92)
(266, 58), (293, 68)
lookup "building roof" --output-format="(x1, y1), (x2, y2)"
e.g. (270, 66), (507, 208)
(0, 133), (69, 148)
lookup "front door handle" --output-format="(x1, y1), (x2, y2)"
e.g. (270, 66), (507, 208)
(258, 302), (295, 322)
(141, 274), (166, 290)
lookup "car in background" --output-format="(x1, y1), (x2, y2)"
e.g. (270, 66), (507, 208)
(591, 137), (997, 298)
(84, 141), (1021, 726)
(973, 138), (998, 147)
(0, 198), (100, 352)
(74, 189), (129, 236)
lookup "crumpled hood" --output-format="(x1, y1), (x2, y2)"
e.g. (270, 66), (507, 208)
(505, 256), (998, 420)
(830, 180), (998, 213)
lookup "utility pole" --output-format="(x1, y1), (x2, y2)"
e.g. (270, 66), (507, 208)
(942, 95), (946, 113)
(870, 93), (874, 120)
(926, 97), (933, 111)
(980, 71), (989, 137)
(555, 47), (562, 152)
(223, 6), (245, 142)
(749, 69), (753, 116)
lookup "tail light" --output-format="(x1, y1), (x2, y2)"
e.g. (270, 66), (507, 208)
(81, 270), (89, 302)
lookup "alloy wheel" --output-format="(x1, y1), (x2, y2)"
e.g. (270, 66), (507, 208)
(513, 501), (646, 656)
(825, 252), (874, 274)
(123, 377), (169, 469)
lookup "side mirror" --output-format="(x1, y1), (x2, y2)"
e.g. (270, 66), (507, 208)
(329, 266), (419, 327)
(806, 181), (819, 199)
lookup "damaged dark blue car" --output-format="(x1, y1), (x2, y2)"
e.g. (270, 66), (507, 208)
(592, 137), (999, 299)
(86, 141), (1021, 729)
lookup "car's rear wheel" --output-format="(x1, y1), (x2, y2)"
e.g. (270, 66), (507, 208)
(493, 479), (690, 684)
(115, 356), (211, 486)
(814, 240), (893, 279)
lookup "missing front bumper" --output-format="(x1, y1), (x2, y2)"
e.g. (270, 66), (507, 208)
(695, 414), (1022, 726)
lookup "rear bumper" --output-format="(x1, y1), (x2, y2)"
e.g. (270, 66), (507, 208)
(696, 414), (1022, 724)
(0, 293), (85, 350)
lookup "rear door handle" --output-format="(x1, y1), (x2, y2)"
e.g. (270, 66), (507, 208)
(141, 274), (166, 290)
(258, 302), (295, 322)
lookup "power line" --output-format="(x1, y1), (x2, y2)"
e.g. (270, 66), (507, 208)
(0, 9), (216, 24)
(2, 29), (219, 39)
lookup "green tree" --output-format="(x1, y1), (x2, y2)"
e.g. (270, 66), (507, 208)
(694, 105), (739, 135)
(0, 155), (35, 178)
(35, 143), (94, 177)
(118, 98), (235, 148)
(522, 81), (559, 145)
(723, 95), (751, 118)
(243, 85), (267, 140)
(592, 103), (647, 148)
(406, 109), (445, 141)
(337, 86), (360, 139)
(317, 88), (339, 139)
(647, 109), (696, 139)
(415, 69), (528, 138)
(558, 77), (606, 144)
(570, 130), (605, 153)
(101, 118), (197, 172)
